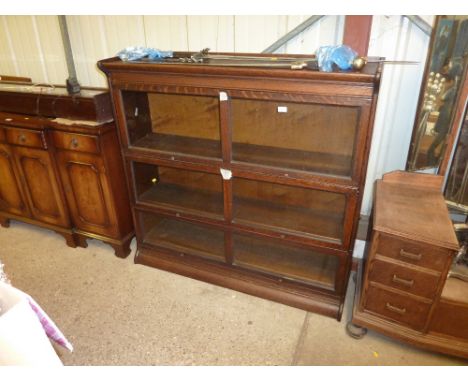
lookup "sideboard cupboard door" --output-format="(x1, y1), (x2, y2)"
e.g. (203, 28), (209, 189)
(55, 150), (118, 238)
(0, 143), (30, 218)
(12, 146), (69, 227)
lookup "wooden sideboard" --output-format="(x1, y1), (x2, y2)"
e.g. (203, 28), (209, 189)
(349, 171), (468, 359)
(0, 83), (133, 257)
(98, 52), (382, 319)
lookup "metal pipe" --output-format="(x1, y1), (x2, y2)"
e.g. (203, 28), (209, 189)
(404, 15), (433, 36)
(262, 16), (325, 53)
(58, 15), (81, 94)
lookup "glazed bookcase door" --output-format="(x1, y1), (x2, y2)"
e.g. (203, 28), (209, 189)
(120, 90), (222, 160)
(230, 96), (361, 179)
(231, 176), (347, 246)
(231, 232), (342, 291)
(136, 209), (226, 264)
(130, 161), (224, 221)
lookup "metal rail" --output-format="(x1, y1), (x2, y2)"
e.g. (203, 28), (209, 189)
(262, 16), (325, 53)
(404, 15), (433, 36)
(58, 15), (81, 94)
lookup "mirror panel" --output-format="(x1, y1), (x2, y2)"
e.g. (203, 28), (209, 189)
(407, 16), (468, 172)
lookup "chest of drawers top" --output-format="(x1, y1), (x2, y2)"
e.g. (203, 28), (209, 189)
(374, 172), (459, 252)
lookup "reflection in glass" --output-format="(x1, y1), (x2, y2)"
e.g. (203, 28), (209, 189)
(445, 104), (468, 211)
(121, 90), (221, 158)
(231, 98), (359, 177)
(408, 16), (468, 171)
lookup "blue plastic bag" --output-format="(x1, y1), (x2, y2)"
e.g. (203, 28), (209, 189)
(316, 45), (358, 72)
(117, 46), (173, 61)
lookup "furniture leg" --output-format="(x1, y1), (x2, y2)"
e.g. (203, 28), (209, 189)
(60, 232), (77, 248)
(110, 240), (132, 258)
(0, 216), (10, 228)
(75, 234), (88, 248)
(346, 321), (368, 339)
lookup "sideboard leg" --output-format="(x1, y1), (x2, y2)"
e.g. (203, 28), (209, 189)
(110, 241), (132, 258)
(346, 321), (368, 339)
(75, 234), (88, 248)
(61, 232), (78, 248)
(0, 216), (10, 228)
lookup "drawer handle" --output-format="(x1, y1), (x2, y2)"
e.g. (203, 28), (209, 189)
(70, 138), (79, 148)
(385, 302), (406, 315)
(399, 249), (422, 261)
(392, 274), (414, 287)
(18, 134), (26, 143)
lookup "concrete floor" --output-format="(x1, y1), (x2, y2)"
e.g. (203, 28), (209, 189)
(1, 220), (467, 366)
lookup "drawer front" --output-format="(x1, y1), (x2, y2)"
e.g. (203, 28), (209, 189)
(364, 286), (431, 331)
(5, 127), (46, 149)
(377, 233), (450, 272)
(368, 259), (440, 300)
(52, 131), (100, 154)
(0, 127), (5, 142)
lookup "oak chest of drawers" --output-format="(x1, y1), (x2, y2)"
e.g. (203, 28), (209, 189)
(351, 171), (468, 359)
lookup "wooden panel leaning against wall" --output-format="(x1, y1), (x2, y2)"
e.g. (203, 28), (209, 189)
(0, 81), (134, 258)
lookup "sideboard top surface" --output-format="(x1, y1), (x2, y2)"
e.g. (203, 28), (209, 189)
(0, 82), (113, 123)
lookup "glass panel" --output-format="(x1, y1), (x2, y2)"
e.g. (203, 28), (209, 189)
(133, 162), (224, 218)
(233, 233), (339, 289)
(231, 98), (359, 177)
(232, 178), (346, 243)
(121, 91), (221, 158)
(139, 212), (225, 262)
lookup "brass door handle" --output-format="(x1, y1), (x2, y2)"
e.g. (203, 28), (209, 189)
(399, 249), (422, 261)
(392, 274), (414, 287)
(18, 134), (26, 144)
(70, 138), (79, 148)
(385, 302), (406, 315)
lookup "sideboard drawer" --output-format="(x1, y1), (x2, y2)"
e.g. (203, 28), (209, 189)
(377, 233), (450, 272)
(0, 127), (5, 142)
(52, 131), (100, 154)
(364, 286), (431, 331)
(368, 258), (440, 300)
(5, 127), (47, 149)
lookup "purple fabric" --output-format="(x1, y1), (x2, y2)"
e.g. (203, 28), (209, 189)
(25, 294), (73, 352)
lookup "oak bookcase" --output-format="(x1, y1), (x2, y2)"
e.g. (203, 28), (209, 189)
(98, 53), (382, 319)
